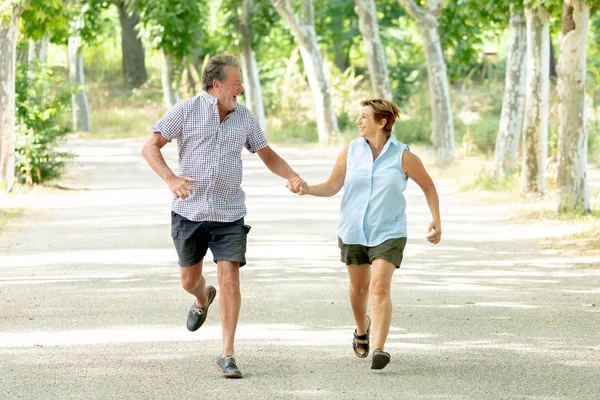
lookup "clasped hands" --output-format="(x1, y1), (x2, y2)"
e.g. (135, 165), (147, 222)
(286, 175), (309, 195)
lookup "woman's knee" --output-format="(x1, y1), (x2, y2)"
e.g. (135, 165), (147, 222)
(350, 280), (370, 297)
(370, 278), (391, 299)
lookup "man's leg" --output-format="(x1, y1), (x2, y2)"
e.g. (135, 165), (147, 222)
(346, 263), (371, 356)
(180, 260), (210, 307)
(216, 261), (241, 357)
(369, 258), (396, 351)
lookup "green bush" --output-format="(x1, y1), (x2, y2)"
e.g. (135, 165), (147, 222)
(15, 63), (75, 184)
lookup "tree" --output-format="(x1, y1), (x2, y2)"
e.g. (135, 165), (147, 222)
(271, 0), (339, 144)
(0, 0), (30, 191)
(493, 4), (527, 178)
(232, 0), (267, 132)
(68, 0), (91, 132)
(521, 1), (550, 194)
(114, 0), (147, 88)
(136, 0), (204, 108)
(396, 0), (454, 165)
(556, 0), (595, 212)
(355, 0), (392, 100)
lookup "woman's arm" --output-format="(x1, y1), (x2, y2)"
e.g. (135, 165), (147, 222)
(299, 145), (348, 197)
(402, 150), (442, 244)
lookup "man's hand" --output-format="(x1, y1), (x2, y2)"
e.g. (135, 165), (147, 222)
(167, 175), (195, 199)
(426, 220), (442, 244)
(286, 175), (309, 195)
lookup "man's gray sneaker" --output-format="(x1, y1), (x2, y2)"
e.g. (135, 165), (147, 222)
(186, 286), (216, 332)
(215, 355), (242, 378)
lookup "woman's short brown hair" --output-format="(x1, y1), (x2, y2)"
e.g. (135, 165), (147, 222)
(360, 99), (401, 134)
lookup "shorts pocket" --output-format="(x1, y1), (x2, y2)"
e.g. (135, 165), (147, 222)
(171, 229), (179, 239)
(243, 224), (251, 234)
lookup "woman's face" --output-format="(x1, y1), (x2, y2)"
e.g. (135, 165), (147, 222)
(356, 106), (383, 138)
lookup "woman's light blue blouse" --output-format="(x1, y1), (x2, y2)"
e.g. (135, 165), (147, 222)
(338, 136), (409, 246)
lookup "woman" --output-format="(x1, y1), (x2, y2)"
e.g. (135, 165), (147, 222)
(293, 99), (442, 370)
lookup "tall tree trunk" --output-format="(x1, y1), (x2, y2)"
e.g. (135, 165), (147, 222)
(28, 36), (49, 64)
(68, 34), (91, 132)
(397, 0), (454, 165)
(355, 0), (392, 100)
(0, 1), (29, 191)
(332, 17), (349, 72)
(521, 4), (550, 194)
(233, 0), (267, 133)
(272, 0), (339, 144)
(161, 50), (179, 108)
(556, 0), (590, 213)
(493, 5), (527, 178)
(115, 0), (147, 88)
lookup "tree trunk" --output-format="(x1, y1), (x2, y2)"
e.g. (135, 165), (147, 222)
(332, 17), (349, 72)
(355, 0), (392, 100)
(28, 36), (49, 64)
(161, 50), (179, 108)
(0, 2), (29, 191)
(235, 0), (267, 133)
(68, 34), (91, 132)
(115, 0), (147, 88)
(556, 0), (590, 213)
(397, 0), (454, 165)
(271, 0), (339, 144)
(521, 4), (550, 194)
(492, 5), (527, 178)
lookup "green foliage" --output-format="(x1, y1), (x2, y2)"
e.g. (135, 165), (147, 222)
(14, 63), (75, 184)
(20, 0), (68, 42)
(136, 0), (206, 59)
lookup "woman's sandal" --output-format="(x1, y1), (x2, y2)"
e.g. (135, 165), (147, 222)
(352, 316), (371, 358)
(371, 348), (391, 370)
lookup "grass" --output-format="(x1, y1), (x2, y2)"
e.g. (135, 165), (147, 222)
(0, 208), (25, 231)
(77, 106), (161, 139)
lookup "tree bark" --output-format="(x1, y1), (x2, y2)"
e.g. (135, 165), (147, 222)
(28, 36), (49, 64)
(556, 0), (590, 212)
(161, 50), (179, 108)
(115, 0), (147, 88)
(493, 5), (527, 178)
(68, 34), (91, 132)
(234, 0), (267, 133)
(521, 4), (550, 194)
(355, 0), (392, 100)
(271, 0), (339, 144)
(397, 0), (454, 165)
(0, 1), (30, 191)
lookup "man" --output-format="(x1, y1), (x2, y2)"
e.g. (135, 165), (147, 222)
(141, 55), (307, 379)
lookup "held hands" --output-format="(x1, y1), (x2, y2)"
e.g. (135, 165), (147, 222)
(286, 175), (309, 195)
(167, 175), (195, 199)
(426, 220), (442, 244)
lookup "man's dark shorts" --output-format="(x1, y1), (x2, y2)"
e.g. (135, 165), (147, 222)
(338, 237), (407, 268)
(171, 211), (251, 267)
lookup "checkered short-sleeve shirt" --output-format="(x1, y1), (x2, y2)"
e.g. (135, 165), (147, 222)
(150, 91), (269, 222)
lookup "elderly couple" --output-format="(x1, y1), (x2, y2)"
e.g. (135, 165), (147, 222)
(142, 55), (442, 378)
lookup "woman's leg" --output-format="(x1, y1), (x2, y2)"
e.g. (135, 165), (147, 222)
(369, 258), (396, 351)
(347, 263), (371, 356)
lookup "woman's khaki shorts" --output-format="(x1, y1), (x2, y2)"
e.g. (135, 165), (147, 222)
(338, 237), (407, 268)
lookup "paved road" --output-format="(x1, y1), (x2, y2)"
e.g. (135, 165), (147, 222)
(1, 139), (599, 399)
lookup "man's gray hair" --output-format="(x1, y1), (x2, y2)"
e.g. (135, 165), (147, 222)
(202, 55), (240, 91)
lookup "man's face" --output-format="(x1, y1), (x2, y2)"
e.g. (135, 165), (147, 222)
(214, 66), (244, 112)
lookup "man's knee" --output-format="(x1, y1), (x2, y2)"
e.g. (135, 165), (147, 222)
(217, 262), (240, 290)
(350, 281), (370, 297)
(179, 262), (203, 292)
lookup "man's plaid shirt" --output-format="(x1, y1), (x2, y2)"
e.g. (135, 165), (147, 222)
(150, 91), (268, 222)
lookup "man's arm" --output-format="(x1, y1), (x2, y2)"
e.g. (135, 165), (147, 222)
(256, 146), (308, 193)
(141, 133), (195, 199)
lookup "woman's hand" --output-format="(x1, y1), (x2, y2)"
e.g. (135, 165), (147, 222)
(426, 220), (442, 244)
